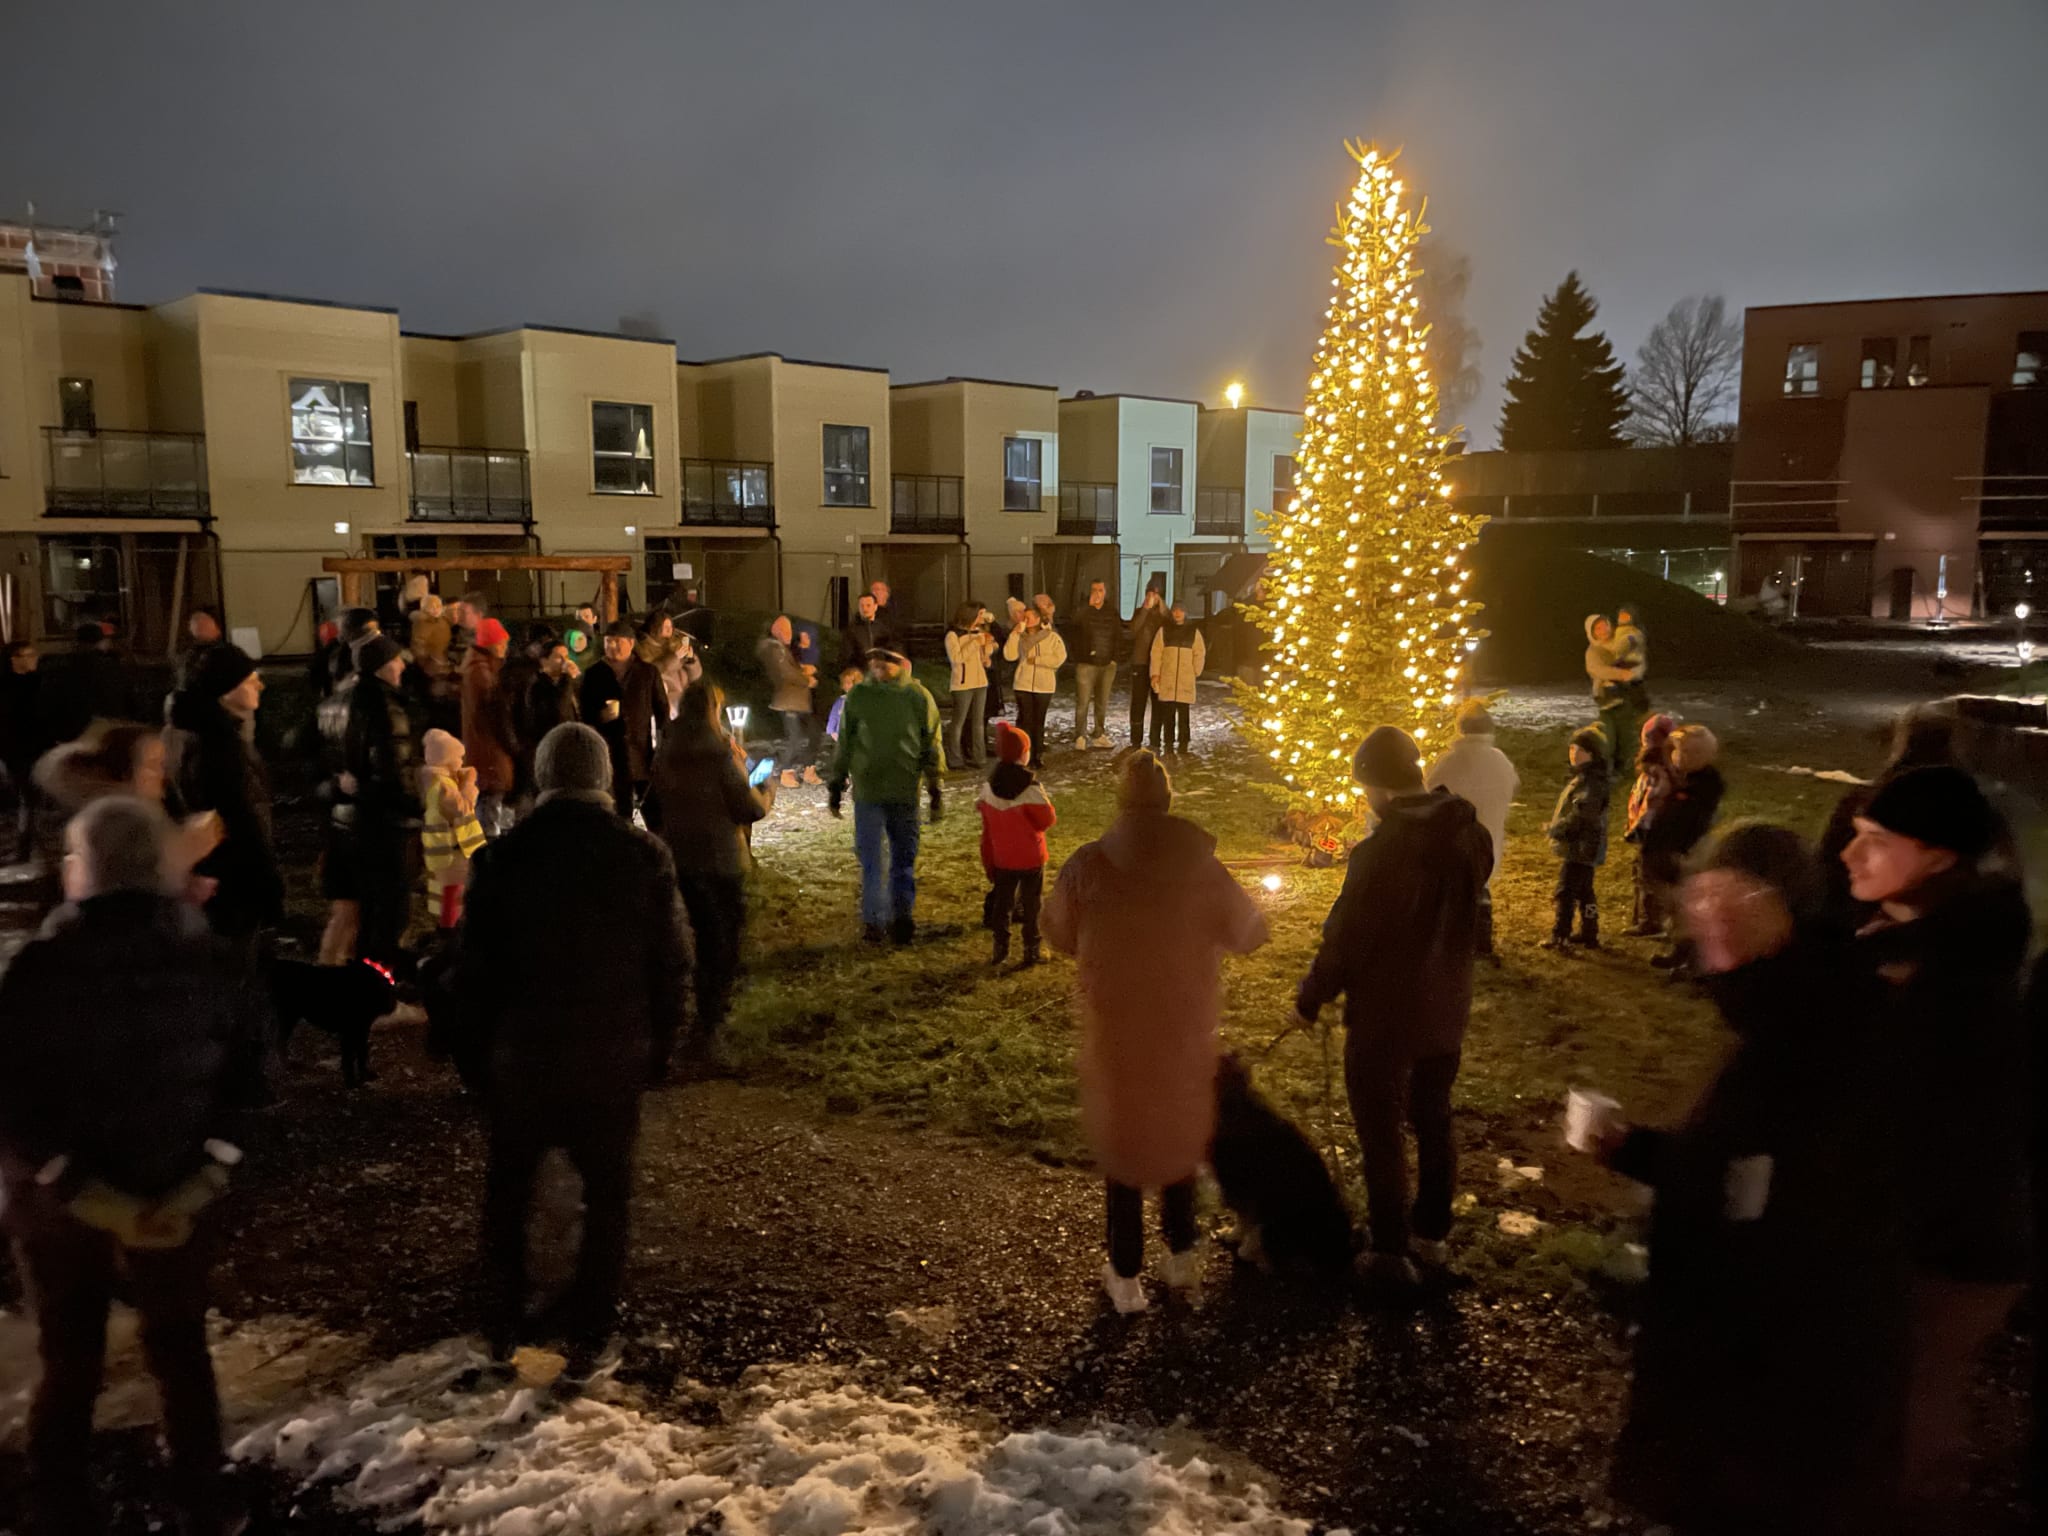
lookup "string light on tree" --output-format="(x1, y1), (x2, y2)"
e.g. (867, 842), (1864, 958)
(1233, 141), (1487, 817)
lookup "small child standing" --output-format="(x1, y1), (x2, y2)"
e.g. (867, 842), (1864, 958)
(824, 664), (863, 746)
(420, 728), (486, 930)
(1622, 713), (1678, 937)
(976, 722), (1057, 965)
(1543, 725), (1611, 951)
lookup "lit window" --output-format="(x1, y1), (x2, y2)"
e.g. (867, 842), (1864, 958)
(1150, 446), (1184, 514)
(1003, 436), (1043, 510)
(59, 377), (95, 433)
(290, 379), (374, 485)
(1272, 453), (1298, 512)
(1905, 335), (1931, 387)
(1858, 338), (1896, 390)
(822, 424), (871, 506)
(592, 402), (655, 495)
(2014, 332), (2046, 388)
(1782, 344), (1820, 397)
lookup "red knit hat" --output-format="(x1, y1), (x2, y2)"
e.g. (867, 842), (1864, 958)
(474, 617), (510, 647)
(994, 721), (1030, 764)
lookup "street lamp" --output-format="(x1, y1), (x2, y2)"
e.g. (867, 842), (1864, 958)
(726, 704), (750, 738)
(1224, 381), (1246, 410)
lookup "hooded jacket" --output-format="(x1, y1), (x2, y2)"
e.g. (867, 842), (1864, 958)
(345, 673), (423, 827)
(1043, 809), (1269, 1186)
(944, 626), (993, 692)
(976, 761), (1056, 872)
(756, 635), (814, 714)
(1425, 731), (1519, 880)
(460, 649), (518, 795)
(1584, 615), (1634, 700)
(1297, 787), (1492, 1057)
(1547, 752), (1612, 866)
(1003, 623), (1067, 694)
(1625, 715), (1679, 839)
(1150, 621), (1206, 705)
(1641, 764), (1725, 876)
(163, 689), (283, 937)
(828, 671), (945, 806)
(643, 716), (771, 879)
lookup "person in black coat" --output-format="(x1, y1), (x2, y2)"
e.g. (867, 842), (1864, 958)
(453, 723), (692, 1366)
(839, 591), (899, 674)
(1591, 823), (1913, 1536)
(1644, 723), (1725, 971)
(643, 681), (773, 1052)
(1127, 589), (1168, 749)
(1294, 725), (1493, 1283)
(345, 635), (423, 965)
(2, 639), (49, 858)
(1542, 725), (1612, 950)
(40, 624), (138, 747)
(1839, 765), (2033, 1511)
(162, 645), (281, 946)
(0, 796), (271, 1536)
(578, 620), (662, 815)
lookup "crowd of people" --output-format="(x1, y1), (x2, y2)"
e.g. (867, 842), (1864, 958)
(0, 587), (2036, 1536)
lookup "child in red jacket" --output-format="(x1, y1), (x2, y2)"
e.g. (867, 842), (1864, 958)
(977, 722), (1057, 965)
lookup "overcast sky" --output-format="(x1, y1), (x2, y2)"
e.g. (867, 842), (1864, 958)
(4, 0), (2043, 445)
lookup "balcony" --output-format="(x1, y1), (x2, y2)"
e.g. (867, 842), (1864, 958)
(43, 428), (209, 518)
(1195, 486), (1245, 537)
(407, 447), (531, 523)
(890, 474), (964, 535)
(683, 458), (775, 529)
(1057, 481), (1116, 537)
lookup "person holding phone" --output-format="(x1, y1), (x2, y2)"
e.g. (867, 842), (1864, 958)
(944, 602), (996, 770)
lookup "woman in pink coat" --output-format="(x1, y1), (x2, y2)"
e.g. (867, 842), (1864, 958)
(1043, 750), (1269, 1313)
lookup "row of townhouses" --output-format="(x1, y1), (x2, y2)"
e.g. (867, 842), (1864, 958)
(0, 246), (1303, 658)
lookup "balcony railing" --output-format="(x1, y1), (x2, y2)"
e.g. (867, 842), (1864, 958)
(407, 447), (531, 523)
(43, 428), (209, 518)
(1058, 481), (1116, 537)
(891, 474), (964, 535)
(1195, 486), (1245, 536)
(683, 458), (775, 528)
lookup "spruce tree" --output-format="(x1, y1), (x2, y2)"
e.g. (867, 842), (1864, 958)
(1496, 271), (1631, 450)
(1235, 143), (1486, 818)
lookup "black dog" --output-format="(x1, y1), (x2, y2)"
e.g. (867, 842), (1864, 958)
(269, 957), (399, 1088)
(1209, 1053), (1356, 1276)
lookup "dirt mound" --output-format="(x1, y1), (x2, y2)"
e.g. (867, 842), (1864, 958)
(1466, 541), (1800, 685)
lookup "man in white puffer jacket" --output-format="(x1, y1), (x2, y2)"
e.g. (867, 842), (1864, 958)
(1425, 700), (1519, 958)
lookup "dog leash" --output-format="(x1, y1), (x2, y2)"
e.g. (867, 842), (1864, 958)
(1258, 1014), (1349, 1179)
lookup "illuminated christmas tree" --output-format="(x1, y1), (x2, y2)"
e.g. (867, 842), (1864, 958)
(1236, 142), (1487, 818)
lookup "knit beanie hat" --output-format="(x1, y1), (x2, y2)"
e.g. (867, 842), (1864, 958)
(189, 643), (257, 700)
(356, 634), (404, 676)
(1641, 712), (1677, 749)
(994, 721), (1030, 764)
(1352, 725), (1424, 790)
(422, 728), (464, 770)
(474, 617), (511, 648)
(1453, 700), (1494, 736)
(1670, 723), (1719, 772)
(339, 607), (379, 644)
(1862, 765), (2000, 860)
(1119, 749), (1174, 811)
(1571, 724), (1610, 764)
(535, 722), (613, 798)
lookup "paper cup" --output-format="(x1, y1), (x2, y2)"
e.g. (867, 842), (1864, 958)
(1564, 1089), (1621, 1152)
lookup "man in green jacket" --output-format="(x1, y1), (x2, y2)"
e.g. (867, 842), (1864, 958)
(828, 649), (946, 944)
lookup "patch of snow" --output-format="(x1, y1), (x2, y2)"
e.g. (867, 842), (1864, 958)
(1496, 1211), (1545, 1239)
(1493, 1158), (1544, 1190)
(1761, 765), (1868, 786)
(233, 1337), (1349, 1535)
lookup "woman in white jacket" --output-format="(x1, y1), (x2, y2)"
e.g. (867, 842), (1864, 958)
(943, 602), (996, 769)
(1003, 604), (1067, 769)
(1147, 602), (1206, 755)
(1424, 699), (1519, 957)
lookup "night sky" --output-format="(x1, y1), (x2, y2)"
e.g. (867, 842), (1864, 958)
(5, 0), (2043, 445)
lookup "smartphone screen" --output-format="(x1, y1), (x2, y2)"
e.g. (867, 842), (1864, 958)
(748, 758), (778, 787)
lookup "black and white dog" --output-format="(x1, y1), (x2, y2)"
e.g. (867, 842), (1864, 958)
(268, 956), (403, 1088)
(1209, 1052), (1357, 1276)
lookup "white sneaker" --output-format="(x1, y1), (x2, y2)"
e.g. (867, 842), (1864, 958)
(1091, 733), (1112, 749)
(1101, 1264), (1149, 1314)
(1410, 1238), (1450, 1267)
(1161, 1247), (1202, 1294)
(1073, 736), (1089, 751)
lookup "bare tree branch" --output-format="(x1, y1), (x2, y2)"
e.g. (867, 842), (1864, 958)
(1626, 294), (1741, 447)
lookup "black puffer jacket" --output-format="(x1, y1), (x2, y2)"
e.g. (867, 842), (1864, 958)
(0, 892), (270, 1198)
(1546, 760), (1612, 866)
(1856, 875), (2033, 1284)
(643, 718), (771, 879)
(164, 690), (283, 937)
(1074, 602), (1123, 666)
(1642, 764), (1724, 881)
(1608, 943), (1911, 1533)
(453, 794), (692, 1098)
(344, 673), (422, 828)
(1297, 787), (1493, 1057)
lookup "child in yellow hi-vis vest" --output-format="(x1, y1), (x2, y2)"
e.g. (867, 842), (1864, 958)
(420, 728), (486, 929)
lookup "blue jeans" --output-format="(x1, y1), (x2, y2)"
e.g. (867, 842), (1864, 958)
(853, 800), (920, 928)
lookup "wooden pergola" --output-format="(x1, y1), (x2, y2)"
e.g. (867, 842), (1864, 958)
(320, 554), (633, 620)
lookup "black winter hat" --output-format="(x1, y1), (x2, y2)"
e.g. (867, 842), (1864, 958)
(1862, 765), (2001, 860)
(188, 643), (257, 700)
(1571, 725), (1610, 763)
(355, 634), (405, 676)
(339, 607), (379, 644)
(1352, 725), (1424, 790)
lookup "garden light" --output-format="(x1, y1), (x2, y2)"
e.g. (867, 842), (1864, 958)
(1261, 873), (1283, 892)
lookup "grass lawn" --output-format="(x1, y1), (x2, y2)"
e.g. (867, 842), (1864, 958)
(718, 679), (1890, 1294)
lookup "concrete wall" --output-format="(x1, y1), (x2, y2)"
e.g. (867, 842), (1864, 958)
(1115, 396), (1199, 602)
(1840, 386), (1991, 618)
(0, 277), (36, 529)
(1242, 408), (1303, 551)
(1056, 396), (1121, 483)
(400, 335), (462, 446)
(29, 299), (153, 430)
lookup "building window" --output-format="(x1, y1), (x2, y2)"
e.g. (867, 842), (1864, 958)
(290, 378), (374, 486)
(1271, 453), (1297, 513)
(822, 424), (870, 506)
(1003, 436), (1043, 510)
(1782, 344), (1820, 397)
(40, 535), (123, 635)
(1905, 335), (1931, 387)
(1149, 446), (1184, 514)
(58, 377), (95, 434)
(2014, 332), (2046, 388)
(592, 402), (655, 495)
(403, 400), (421, 453)
(1858, 338), (1896, 390)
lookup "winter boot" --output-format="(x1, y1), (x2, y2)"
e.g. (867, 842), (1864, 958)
(1575, 905), (1601, 950)
(1161, 1246), (1202, 1296)
(890, 914), (915, 946)
(1021, 937), (1042, 967)
(991, 928), (1011, 966)
(862, 924), (887, 945)
(1101, 1263), (1149, 1315)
